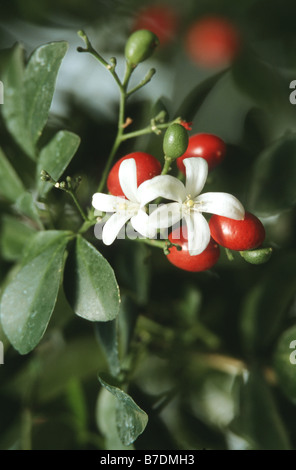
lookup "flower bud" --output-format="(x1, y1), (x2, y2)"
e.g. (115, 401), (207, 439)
(163, 123), (189, 160)
(125, 29), (159, 66)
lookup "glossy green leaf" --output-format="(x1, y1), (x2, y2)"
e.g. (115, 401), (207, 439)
(95, 320), (121, 377)
(247, 132), (296, 216)
(0, 147), (25, 203)
(96, 387), (134, 450)
(1, 44), (35, 158)
(0, 230), (72, 354)
(98, 375), (148, 446)
(273, 325), (296, 404)
(24, 41), (68, 146)
(240, 252), (296, 356)
(64, 236), (120, 322)
(14, 192), (43, 228)
(232, 369), (291, 449)
(0, 215), (36, 261)
(175, 70), (226, 121)
(37, 130), (80, 197)
(2, 42), (68, 159)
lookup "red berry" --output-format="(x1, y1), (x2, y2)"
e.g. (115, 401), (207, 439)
(167, 227), (220, 272)
(132, 5), (179, 46)
(185, 17), (240, 68)
(107, 152), (161, 197)
(176, 133), (226, 173)
(209, 212), (265, 251)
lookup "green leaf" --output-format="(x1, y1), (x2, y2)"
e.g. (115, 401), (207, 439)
(0, 147), (25, 203)
(95, 320), (121, 377)
(96, 387), (134, 450)
(24, 41), (68, 146)
(37, 130), (80, 197)
(98, 375), (148, 446)
(0, 215), (36, 261)
(2, 44), (35, 158)
(273, 325), (296, 404)
(2, 42), (68, 159)
(0, 230), (72, 354)
(231, 47), (286, 113)
(240, 252), (296, 356)
(175, 69), (226, 121)
(64, 236), (120, 322)
(247, 132), (296, 216)
(14, 192), (43, 228)
(232, 368), (291, 450)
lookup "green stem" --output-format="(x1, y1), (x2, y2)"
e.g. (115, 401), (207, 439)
(96, 63), (134, 193)
(68, 190), (88, 222)
(121, 119), (180, 142)
(161, 155), (173, 175)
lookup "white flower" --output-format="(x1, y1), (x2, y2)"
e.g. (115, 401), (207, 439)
(92, 158), (157, 245)
(138, 157), (245, 255)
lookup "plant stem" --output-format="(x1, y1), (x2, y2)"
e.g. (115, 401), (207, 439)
(161, 155), (173, 175)
(68, 189), (88, 222)
(96, 63), (134, 193)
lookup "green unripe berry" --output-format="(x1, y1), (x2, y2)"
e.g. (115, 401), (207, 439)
(163, 123), (189, 160)
(125, 29), (159, 66)
(239, 247), (273, 265)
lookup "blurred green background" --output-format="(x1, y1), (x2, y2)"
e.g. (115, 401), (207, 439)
(1, 0), (296, 450)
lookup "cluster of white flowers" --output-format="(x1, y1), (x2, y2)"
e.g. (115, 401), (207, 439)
(92, 157), (245, 256)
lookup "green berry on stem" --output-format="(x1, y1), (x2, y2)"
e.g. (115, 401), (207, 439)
(239, 247), (273, 265)
(124, 29), (159, 66)
(163, 123), (189, 160)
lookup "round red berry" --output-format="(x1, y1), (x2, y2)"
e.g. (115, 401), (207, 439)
(132, 5), (179, 46)
(209, 212), (265, 251)
(185, 17), (240, 68)
(176, 133), (226, 173)
(107, 152), (161, 197)
(167, 227), (220, 272)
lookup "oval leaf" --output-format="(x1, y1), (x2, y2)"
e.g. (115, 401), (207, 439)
(24, 41), (68, 146)
(64, 236), (120, 322)
(0, 230), (71, 354)
(99, 375), (148, 446)
(2, 44), (35, 158)
(37, 130), (80, 197)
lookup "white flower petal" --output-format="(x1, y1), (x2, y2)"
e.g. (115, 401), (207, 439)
(184, 157), (208, 198)
(196, 192), (245, 220)
(102, 212), (131, 245)
(92, 193), (121, 213)
(131, 210), (157, 239)
(148, 202), (182, 229)
(119, 158), (139, 203)
(185, 212), (211, 255)
(137, 175), (187, 207)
